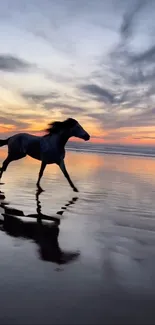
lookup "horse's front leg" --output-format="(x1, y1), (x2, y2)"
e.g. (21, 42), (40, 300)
(36, 161), (46, 189)
(59, 160), (78, 192)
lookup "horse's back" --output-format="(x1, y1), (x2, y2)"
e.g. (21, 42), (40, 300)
(8, 133), (42, 160)
(8, 133), (65, 163)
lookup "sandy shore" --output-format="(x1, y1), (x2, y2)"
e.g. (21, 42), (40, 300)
(0, 150), (155, 324)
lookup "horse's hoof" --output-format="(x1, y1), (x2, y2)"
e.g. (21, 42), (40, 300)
(73, 187), (79, 192)
(36, 185), (44, 194)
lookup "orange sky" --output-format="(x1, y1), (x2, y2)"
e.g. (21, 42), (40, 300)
(1, 121), (155, 146)
(1, 1), (155, 147)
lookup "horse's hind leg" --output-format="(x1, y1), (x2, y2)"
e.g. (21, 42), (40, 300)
(0, 156), (12, 179)
(0, 152), (26, 180)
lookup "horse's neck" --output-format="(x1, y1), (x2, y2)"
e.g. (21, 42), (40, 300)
(58, 130), (71, 148)
(48, 131), (70, 149)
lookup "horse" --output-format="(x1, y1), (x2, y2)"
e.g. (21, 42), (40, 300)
(0, 118), (90, 192)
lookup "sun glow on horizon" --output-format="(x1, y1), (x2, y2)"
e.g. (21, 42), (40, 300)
(1, 0), (155, 147)
(1, 120), (155, 147)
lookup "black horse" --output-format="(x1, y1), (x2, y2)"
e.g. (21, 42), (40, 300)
(0, 118), (90, 192)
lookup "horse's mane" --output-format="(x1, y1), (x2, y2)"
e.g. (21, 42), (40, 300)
(44, 118), (77, 136)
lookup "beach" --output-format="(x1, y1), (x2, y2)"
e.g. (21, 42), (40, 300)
(0, 146), (155, 324)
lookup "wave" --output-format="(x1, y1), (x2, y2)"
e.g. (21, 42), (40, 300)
(66, 143), (155, 158)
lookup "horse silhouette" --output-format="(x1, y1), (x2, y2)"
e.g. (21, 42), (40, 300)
(0, 118), (90, 192)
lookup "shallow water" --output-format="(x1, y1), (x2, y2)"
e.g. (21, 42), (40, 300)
(1, 149), (155, 324)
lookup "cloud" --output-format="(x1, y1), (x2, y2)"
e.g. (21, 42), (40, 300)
(22, 91), (59, 104)
(130, 45), (155, 64)
(80, 84), (115, 103)
(43, 102), (85, 115)
(0, 54), (33, 72)
(120, 0), (147, 41)
(1, 110), (46, 120)
(1, 0), (155, 143)
(0, 115), (31, 129)
(89, 102), (155, 131)
(109, 1), (151, 73)
(22, 90), (86, 116)
(93, 1), (155, 135)
(133, 136), (155, 139)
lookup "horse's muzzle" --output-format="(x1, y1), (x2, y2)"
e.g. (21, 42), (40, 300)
(84, 133), (90, 141)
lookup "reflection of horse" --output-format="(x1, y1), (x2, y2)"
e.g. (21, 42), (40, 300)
(0, 118), (90, 192)
(0, 190), (80, 265)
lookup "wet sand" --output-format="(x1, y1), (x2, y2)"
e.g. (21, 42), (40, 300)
(0, 149), (155, 324)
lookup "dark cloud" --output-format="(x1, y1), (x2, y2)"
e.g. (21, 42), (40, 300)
(93, 0), (155, 135)
(89, 103), (155, 130)
(108, 0), (148, 73)
(22, 91), (86, 116)
(0, 54), (33, 72)
(80, 84), (115, 104)
(1, 110), (45, 120)
(120, 0), (146, 40)
(22, 91), (59, 104)
(1, 0), (155, 139)
(0, 116), (30, 129)
(109, 0), (153, 83)
(130, 45), (155, 64)
(80, 82), (139, 108)
(43, 102), (85, 114)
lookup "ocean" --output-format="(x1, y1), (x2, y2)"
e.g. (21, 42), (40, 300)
(67, 141), (155, 158)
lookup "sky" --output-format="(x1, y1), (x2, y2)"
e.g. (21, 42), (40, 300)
(0, 0), (155, 145)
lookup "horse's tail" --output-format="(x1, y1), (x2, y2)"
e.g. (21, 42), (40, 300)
(0, 138), (9, 147)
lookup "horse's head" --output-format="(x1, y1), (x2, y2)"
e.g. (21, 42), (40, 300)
(45, 118), (90, 142)
(66, 118), (90, 141)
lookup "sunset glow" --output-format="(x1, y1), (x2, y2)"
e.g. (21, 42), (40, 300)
(0, 1), (155, 146)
